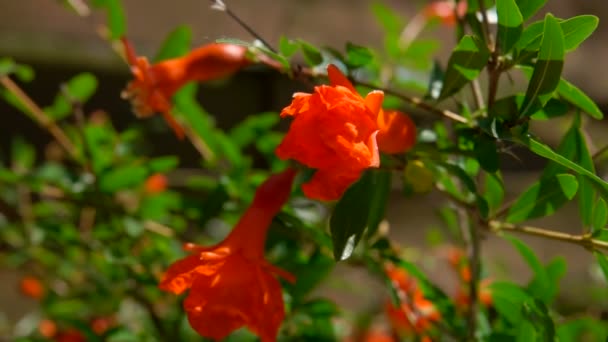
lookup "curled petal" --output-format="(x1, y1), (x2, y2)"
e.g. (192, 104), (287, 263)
(327, 64), (357, 93)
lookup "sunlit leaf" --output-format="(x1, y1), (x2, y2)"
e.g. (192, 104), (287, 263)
(496, 0), (524, 53)
(439, 35), (490, 99)
(520, 14), (564, 117)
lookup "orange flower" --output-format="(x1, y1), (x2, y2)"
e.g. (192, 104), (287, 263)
(376, 110), (417, 154)
(384, 265), (441, 337)
(159, 168), (297, 342)
(423, 1), (468, 26)
(144, 173), (168, 194)
(454, 278), (493, 308)
(91, 316), (116, 335)
(19, 276), (45, 300)
(276, 64), (383, 201)
(121, 37), (249, 138)
(39, 319), (58, 338)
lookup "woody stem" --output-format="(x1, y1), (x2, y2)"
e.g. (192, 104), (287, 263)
(1, 76), (78, 160)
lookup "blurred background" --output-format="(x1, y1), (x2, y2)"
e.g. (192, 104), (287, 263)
(1, 0), (608, 336)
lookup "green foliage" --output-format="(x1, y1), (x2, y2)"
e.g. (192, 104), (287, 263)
(439, 35), (490, 99)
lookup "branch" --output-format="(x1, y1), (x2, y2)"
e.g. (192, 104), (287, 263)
(1, 76), (78, 160)
(487, 220), (608, 252)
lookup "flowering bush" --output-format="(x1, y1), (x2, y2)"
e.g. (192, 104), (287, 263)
(1, 0), (607, 341)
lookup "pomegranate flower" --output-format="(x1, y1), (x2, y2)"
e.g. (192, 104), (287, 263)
(276, 64), (384, 201)
(159, 168), (297, 342)
(376, 109), (417, 154)
(121, 37), (249, 138)
(424, 1), (468, 26)
(385, 265), (441, 338)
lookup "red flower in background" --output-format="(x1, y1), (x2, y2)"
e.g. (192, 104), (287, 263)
(446, 247), (493, 308)
(144, 173), (168, 194)
(276, 64), (383, 201)
(424, 1), (468, 26)
(159, 168), (297, 342)
(19, 276), (45, 300)
(121, 37), (249, 138)
(376, 109), (417, 154)
(384, 265), (441, 339)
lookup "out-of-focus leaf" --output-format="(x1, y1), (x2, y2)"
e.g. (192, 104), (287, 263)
(484, 172), (505, 215)
(371, 2), (403, 34)
(11, 137), (36, 171)
(557, 317), (608, 342)
(595, 252), (608, 283)
(439, 35), (490, 99)
(489, 281), (531, 324)
(99, 165), (148, 192)
(496, 0), (524, 54)
(592, 199), (608, 233)
(520, 14), (564, 117)
(522, 299), (555, 340)
(229, 112), (279, 148)
(299, 40), (323, 66)
(92, 0), (125, 39)
(504, 235), (551, 301)
(279, 36), (299, 57)
(148, 156), (179, 173)
(46, 73), (98, 120)
(154, 25), (192, 62)
(345, 42), (374, 68)
(506, 174), (578, 223)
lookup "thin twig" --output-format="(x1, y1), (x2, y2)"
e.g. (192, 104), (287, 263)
(208, 0), (277, 53)
(592, 144), (608, 162)
(1, 76), (78, 160)
(476, 0), (494, 50)
(487, 220), (608, 252)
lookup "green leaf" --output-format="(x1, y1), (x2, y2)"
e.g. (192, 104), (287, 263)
(154, 25), (192, 62)
(557, 78), (603, 119)
(474, 134), (499, 173)
(330, 171), (375, 260)
(371, 2), (403, 34)
(506, 174), (578, 223)
(11, 137), (36, 171)
(516, 136), (608, 198)
(504, 235), (551, 300)
(490, 282), (531, 324)
(439, 35), (490, 99)
(560, 15), (599, 52)
(516, 15), (598, 60)
(229, 112), (279, 148)
(520, 14), (564, 117)
(299, 41), (323, 66)
(592, 199), (608, 233)
(46, 73), (98, 120)
(484, 172), (505, 215)
(539, 114), (596, 226)
(522, 299), (556, 340)
(173, 84), (218, 162)
(365, 171), (392, 237)
(595, 252), (608, 283)
(95, 0), (126, 39)
(345, 42), (374, 68)
(99, 165), (148, 192)
(148, 156), (179, 173)
(496, 0), (524, 54)
(279, 36), (299, 58)
(557, 317), (608, 342)
(515, 0), (547, 21)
